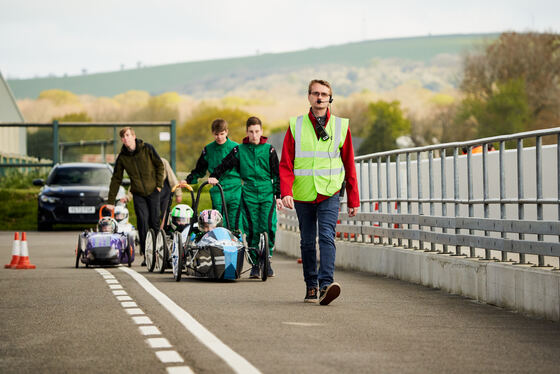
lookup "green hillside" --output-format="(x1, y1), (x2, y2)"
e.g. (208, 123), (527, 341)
(8, 33), (497, 99)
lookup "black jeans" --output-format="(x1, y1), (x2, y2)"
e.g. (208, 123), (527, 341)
(133, 189), (160, 255)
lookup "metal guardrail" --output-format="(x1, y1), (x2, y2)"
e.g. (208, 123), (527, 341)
(279, 127), (560, 268)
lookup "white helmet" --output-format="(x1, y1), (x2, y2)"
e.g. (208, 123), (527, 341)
(114, 205), (129, 225)
(169, 204), (194, 232)
(198, 209), (222, 232)
(98, 217), (118, 233)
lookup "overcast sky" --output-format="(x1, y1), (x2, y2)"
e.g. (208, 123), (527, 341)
(1, 0), (558, 79)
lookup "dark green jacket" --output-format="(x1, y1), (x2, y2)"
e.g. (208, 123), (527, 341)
(186, 138), (241, 186)
(108, 139), (164, 204)
(210, 136), (280, 200)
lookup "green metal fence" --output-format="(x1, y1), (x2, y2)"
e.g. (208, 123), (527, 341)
(0, 121), (176, 171)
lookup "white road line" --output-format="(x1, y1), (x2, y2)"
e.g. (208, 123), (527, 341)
(282, 322), (325, 327)
(147, 338), (172, 348)
(109, 284), (123, 289)
(120, 267), (261, 374)
(155, 350), (184, 363)
(132, 316), (153, 325)
(97, 270), (194, 374)
(167, 366), (195, 374)
(125, 308), (144, 315)
(139, 325), (161, 336)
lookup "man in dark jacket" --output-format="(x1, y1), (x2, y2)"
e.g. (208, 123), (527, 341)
(107, 127), (164, 265)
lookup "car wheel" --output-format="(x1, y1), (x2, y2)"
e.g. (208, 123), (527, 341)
(38, 217), (52, 231)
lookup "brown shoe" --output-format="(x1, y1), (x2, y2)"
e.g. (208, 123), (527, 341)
(304, 287), (318, 303)
(319, 283), (341, 305)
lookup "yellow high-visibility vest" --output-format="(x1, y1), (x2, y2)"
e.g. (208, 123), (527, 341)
(289, 114), (348, 201)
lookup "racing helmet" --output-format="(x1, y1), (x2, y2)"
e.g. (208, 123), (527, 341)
(114, 205), (129, 225)
(98, 217), (118, 233)
(170, 204), (194, 232)
(198, 209), (222, 232)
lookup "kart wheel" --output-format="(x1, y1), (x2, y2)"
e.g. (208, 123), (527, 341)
(145, 229), (156, 272)
(259, 233), (269, 282)
(155, 229), (167, 273)
(127, 245), (133, 267)
(75, 237), (83, 268)
(172, 232), (183, 282)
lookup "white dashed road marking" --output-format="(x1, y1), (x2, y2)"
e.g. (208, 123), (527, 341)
(132, 316), (153, 325)
(139, 325), (161, 335)
(156, 350), (184, 363)
(167, 367), (195, 374)
(95, 268), (192, 373)
(147, 338), (172, 348)
(119, 266), (261, 374)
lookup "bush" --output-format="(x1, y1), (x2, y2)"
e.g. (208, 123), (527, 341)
(0, 168), (49, 189)
(0, 188), (40, 230)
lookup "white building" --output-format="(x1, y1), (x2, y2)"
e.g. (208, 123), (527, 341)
(0, 72), (26, 156)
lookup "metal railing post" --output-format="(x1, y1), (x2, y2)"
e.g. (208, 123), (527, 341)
(517, 139), (525, 264)
(483, 144), (491, 260)
(395, 153), (402, 247)
(428, 150), (435, 251)
(453, 147), (461, 256)
(417, 151), (423, 250)
(467, 146), (475, 257)
(386, 155), (392, 246)
(536, 136), (544, 266)
(52, 120), (59, 164)
(499, 140), (507, 261)
(406, 152), (412, 248)
(441, 148), (448, 254)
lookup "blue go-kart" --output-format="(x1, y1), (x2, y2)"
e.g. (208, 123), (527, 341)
(171, 182), (270, 282)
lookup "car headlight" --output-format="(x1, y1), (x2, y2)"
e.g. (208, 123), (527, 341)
(40, 195), (60, 203)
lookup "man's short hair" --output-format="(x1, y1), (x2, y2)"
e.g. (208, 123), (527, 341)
(119, 127), (135, 138)
(308, 79), (332, 96)
(246, 116), (262, 130)
(211, 119), (228, 133)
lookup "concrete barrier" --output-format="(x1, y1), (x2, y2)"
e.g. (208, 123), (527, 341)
(276, 229), (560, 321)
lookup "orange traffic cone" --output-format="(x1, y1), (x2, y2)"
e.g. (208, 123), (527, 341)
(15, 232), (36, 269)
(5, 232), (21, 269)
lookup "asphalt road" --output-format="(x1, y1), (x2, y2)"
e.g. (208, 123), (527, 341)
(2, 231), (560, 374)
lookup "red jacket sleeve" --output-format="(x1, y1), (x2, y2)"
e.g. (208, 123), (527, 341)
(279, 128), (295, 198)
(341, 128), (360, 208)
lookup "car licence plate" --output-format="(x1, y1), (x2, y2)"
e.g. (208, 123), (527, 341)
(68, 206), (95, 214)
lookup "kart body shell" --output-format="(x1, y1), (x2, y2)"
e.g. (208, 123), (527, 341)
(76, 231), (134, 267)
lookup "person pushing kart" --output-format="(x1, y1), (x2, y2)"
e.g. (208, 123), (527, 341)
(209, 116), (282, 278)
(185, 119), (243, 232)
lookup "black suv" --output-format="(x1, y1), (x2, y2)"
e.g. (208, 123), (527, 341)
(33, 163), (127, 230)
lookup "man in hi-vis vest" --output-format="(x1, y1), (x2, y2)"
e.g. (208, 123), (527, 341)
(279, 79), (359, 305)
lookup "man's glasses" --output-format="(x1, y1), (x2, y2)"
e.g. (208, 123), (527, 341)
(310, 91), (330, 98)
